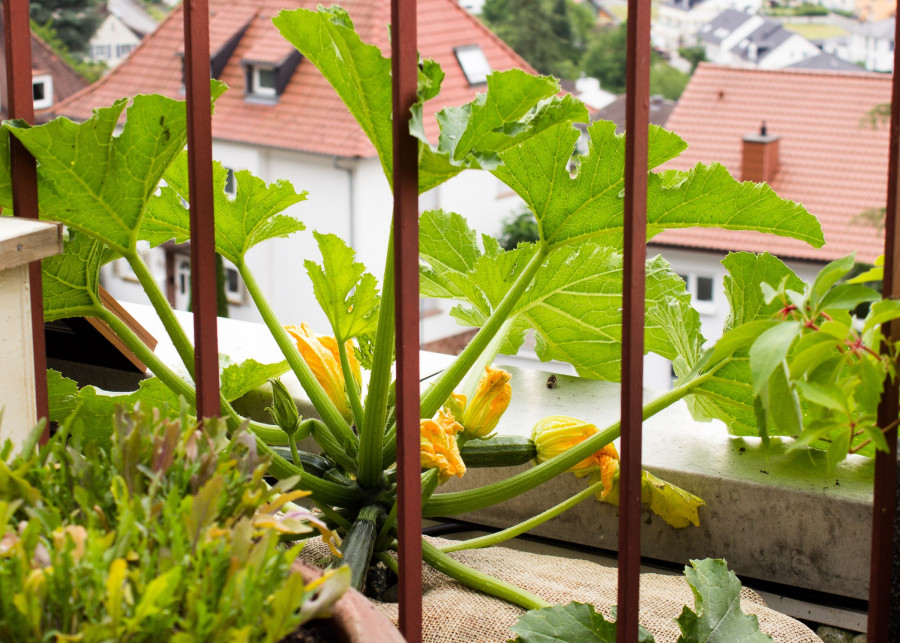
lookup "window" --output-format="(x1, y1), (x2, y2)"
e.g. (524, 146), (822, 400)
(224, 168), (236, 196)
(224, 263), (245, 305)
(454, 45), (491, 85)
(677, 273), (716, 311)
(91, 44), (112, 59)
(32, 75), (53, 110)
(251, 66), (277, 97)
(115, 43), (135, 58)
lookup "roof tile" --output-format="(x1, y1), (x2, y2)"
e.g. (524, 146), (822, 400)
(656, 63), (891, 264)
(57, 0), (533, 159)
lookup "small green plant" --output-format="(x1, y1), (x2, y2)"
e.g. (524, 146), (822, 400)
(0, 408), (348, 642)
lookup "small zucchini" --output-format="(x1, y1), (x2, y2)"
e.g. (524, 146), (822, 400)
(341, 504), (384, 591)
(269, 447), (332, 478)
(459, 435), (536, 468)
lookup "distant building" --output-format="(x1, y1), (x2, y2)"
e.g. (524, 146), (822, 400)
(823, 16), (894, 72)
(699, 9), (820, 69)
(655, 0), (760, 52)
(0, 15), (87, 122)
(88, 0), (159, 69)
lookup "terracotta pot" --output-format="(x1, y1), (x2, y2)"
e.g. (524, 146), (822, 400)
(291, 561), (405, 643)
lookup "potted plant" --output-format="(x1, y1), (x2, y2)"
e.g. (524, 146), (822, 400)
(2, 5), (894, 639)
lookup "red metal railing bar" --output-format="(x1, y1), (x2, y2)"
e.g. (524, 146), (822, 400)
(867, 6), (900, 638)
(4, 0), (50, 433)
(391, 0), (422, 639)
(182, 0), (220, 417)
(617, 0), (652, 639)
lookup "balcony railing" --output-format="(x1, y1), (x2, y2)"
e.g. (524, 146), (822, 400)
(4, 0), (899, 639)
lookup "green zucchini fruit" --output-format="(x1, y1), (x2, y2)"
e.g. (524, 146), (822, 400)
(459, 435), (536, 468)
(341, 504), (384, 590)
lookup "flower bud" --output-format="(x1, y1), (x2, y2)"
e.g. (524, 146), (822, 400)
(268, 378), (301, 437)
(285, 323), (357, 422)
(531, 415), (619, 486)
(420, 415), (466, 484)
(459, 366), (511, 439)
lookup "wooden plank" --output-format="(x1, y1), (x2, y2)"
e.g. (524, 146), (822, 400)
(0, 218), (62, 272)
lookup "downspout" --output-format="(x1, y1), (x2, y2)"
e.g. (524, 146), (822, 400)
(333, 156), (356, 249)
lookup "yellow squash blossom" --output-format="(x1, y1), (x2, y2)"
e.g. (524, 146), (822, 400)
(531, 415), (619, 497)
(285, 323), (361, 422)
(445, 366), (512, 439)
(420, 412), (466, 483)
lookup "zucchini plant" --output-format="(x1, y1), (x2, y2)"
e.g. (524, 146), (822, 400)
(7, 4), (897, 632)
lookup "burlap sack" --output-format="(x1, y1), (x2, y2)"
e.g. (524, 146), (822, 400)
(301, 537), (822, 643)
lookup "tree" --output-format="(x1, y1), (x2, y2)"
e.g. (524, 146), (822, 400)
(583, 22), (691, 100)
(481, 0), (594, 80)
(30, 0), (102, 56)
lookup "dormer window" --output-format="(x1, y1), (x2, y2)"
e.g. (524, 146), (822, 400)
(250, 66), (277, 97)
(240, 27), (302, 103)
(32, 74), (53, 110)
(454, 44), (490, 85)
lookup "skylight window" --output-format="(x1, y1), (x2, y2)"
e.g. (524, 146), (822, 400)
(454, 45), (491, 85)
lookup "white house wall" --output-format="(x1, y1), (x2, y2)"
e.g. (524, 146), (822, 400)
(88, 15), (141, 68)
(757, 35), (821, 69)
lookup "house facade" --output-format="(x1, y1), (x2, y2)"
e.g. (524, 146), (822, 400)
(88, 0), (159, 69)
(700, 9), (820, 69)
(654, 0), (760, 52)
(824, 16), (894, 72)
(55, 0), (530, 345)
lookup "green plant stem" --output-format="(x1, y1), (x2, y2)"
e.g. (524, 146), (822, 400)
(379, 247), (546, 467)
(315, 502), (353, 531)
(419, 247), (547, 421)
(421, 539), (549, 611)
(374, 469), (439, 551)
(358, 234), (396, 489)
(439, 481), (603, 553)
(287, 433), (301, 468)
(423, 368), (720, 517)
(308, 419), (358, 473)
(100, 306), (355, 504)
(337, 339), (365, 433)
(126, 249), (196, 378)
(237, 261), (358, 452)
(374, 551), (399, 575)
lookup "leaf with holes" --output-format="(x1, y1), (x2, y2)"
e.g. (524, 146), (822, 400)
(143, 153), (307, 265)
(493, 121), (823, 251)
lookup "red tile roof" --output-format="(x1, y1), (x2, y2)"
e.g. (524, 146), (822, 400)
(56, 0), (534, 159)
(655, 63), (891, 264)
(0, 15), (87, 123)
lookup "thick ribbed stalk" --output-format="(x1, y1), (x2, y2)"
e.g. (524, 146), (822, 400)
(308, 419), (357, 473)
(374, 469), (438, 551)
(238, 261), (357, 452)
(423, 369), (719, 517)
(420, 246), (546, 420)
(126, 249), (196, 378)
(439, 480), (603, 553)
(337, 339), (365, 432)
(358, 234), (395, 489)
(421, 539), (549, 610)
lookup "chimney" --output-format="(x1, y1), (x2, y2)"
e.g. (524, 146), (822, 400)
(741, 121), (780, 183)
